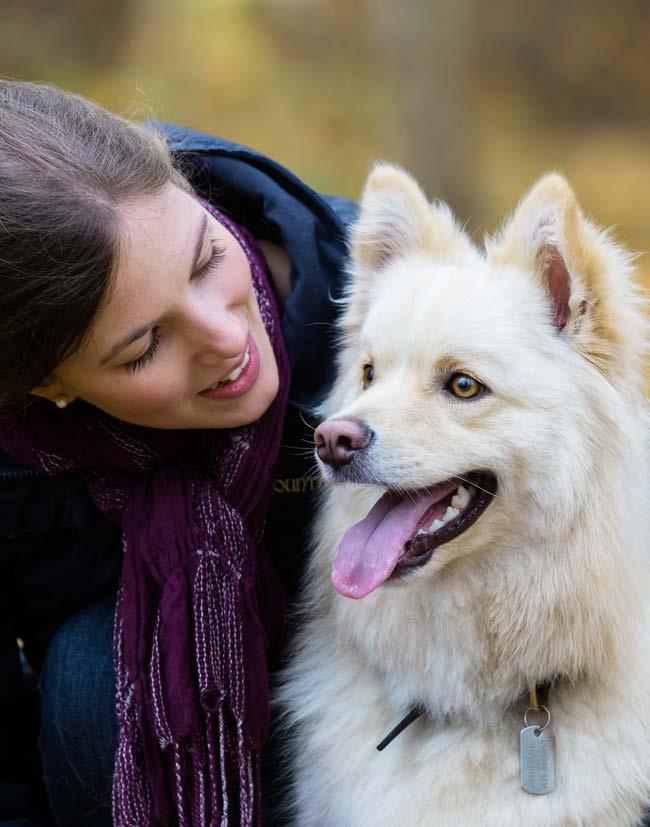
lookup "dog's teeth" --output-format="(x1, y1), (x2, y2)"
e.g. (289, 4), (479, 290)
(451, 484), (471, 509)
(443, 506), (460, 523)
(424, 503), (462, 536)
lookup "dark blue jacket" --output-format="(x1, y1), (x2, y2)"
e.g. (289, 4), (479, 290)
(0, 126), (356, 819)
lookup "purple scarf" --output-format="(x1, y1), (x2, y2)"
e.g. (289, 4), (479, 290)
(0, 202), (290, 826)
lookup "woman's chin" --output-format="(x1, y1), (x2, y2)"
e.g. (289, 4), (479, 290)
(197, 368), (280, 429)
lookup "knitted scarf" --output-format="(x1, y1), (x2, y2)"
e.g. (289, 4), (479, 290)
(0, 201), (290, 826)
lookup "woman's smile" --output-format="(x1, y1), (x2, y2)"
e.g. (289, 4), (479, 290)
(199, 334), (260, 399)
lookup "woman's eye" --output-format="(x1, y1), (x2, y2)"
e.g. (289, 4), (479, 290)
(125, 329), (161, 374)
(447, 373), (485, 399)
(362, 364), (375, 390)
(192, 242), (226, 281)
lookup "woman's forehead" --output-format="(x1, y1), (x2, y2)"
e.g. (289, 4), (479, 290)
(72, 186), (207, 366)
(116, 185), (202, 270)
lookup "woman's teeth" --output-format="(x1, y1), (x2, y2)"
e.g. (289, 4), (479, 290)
(416, 484), (474, 537)
(211, 347), (250, 388)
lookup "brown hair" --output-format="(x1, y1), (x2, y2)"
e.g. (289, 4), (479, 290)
(0, 80), (190, 411)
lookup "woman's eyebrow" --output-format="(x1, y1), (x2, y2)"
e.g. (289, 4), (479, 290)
(100, 212), (208, 366)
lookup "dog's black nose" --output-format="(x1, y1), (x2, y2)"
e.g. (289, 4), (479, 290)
(314, 419), (372, 468)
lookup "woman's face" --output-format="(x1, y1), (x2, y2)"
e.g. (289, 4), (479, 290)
(39, 185), (280, 429)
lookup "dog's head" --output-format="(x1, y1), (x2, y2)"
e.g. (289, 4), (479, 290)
(316, 165), (646, 600)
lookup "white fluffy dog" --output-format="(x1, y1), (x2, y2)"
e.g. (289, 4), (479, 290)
(279, 166), (650, 826)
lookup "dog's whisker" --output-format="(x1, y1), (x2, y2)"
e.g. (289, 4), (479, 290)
(279, 444), (321, 461)
(304, 465), (322, 483)
(298, 411), (317, 432)
(280, 442), (313, 452)
(454, 474), (503, 501)
(378, 475), (502, 502)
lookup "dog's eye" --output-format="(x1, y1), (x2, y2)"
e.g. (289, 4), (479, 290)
(448, 373), (484, 399)
(362, 364), (375, 390)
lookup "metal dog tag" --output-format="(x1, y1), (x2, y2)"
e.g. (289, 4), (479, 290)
(520, 723), (555, 795)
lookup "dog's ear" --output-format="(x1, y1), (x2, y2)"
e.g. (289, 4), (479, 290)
(341, 164), (474, 342)
(351, 163), (470, 272)
(488, 173), (645, 383)
(490, 174), (580, 334)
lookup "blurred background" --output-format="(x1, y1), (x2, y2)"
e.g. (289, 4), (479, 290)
(2, 0), (649, 284)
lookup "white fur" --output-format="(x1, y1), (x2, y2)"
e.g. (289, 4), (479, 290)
(278, 166), (650, 826)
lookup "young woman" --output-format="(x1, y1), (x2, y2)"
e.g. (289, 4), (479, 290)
(0, 81), (355, 826)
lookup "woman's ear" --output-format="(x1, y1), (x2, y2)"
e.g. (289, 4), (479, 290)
(31, 383), (75, 408)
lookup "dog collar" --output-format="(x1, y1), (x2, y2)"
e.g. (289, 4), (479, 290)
(376, 679), (555, 752)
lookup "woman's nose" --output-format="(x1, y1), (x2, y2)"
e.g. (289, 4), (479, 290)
(190, 308), (247, 366)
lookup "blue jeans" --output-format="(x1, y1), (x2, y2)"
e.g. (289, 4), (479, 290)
(38, 595), (117, 827)
(35, 594), (285, 827)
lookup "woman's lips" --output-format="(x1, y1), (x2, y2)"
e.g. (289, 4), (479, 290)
(198, 334), (260, 400)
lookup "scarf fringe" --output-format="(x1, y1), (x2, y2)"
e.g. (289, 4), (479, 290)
(113, 587), (153, 827)
(193, 548), (259, 826)
(112, 551), (261, 826)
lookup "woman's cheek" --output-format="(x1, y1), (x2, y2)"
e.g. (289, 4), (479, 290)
(100, 370), (186, 418)
(130, 372), (187, 411)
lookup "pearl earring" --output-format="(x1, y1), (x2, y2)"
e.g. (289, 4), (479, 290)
(55, 396), (69, 409)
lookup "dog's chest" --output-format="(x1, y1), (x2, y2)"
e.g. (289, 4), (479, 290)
(332, 572), (497, 719)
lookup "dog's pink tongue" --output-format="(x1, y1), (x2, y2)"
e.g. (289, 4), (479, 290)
(332, 483), (455, 599)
